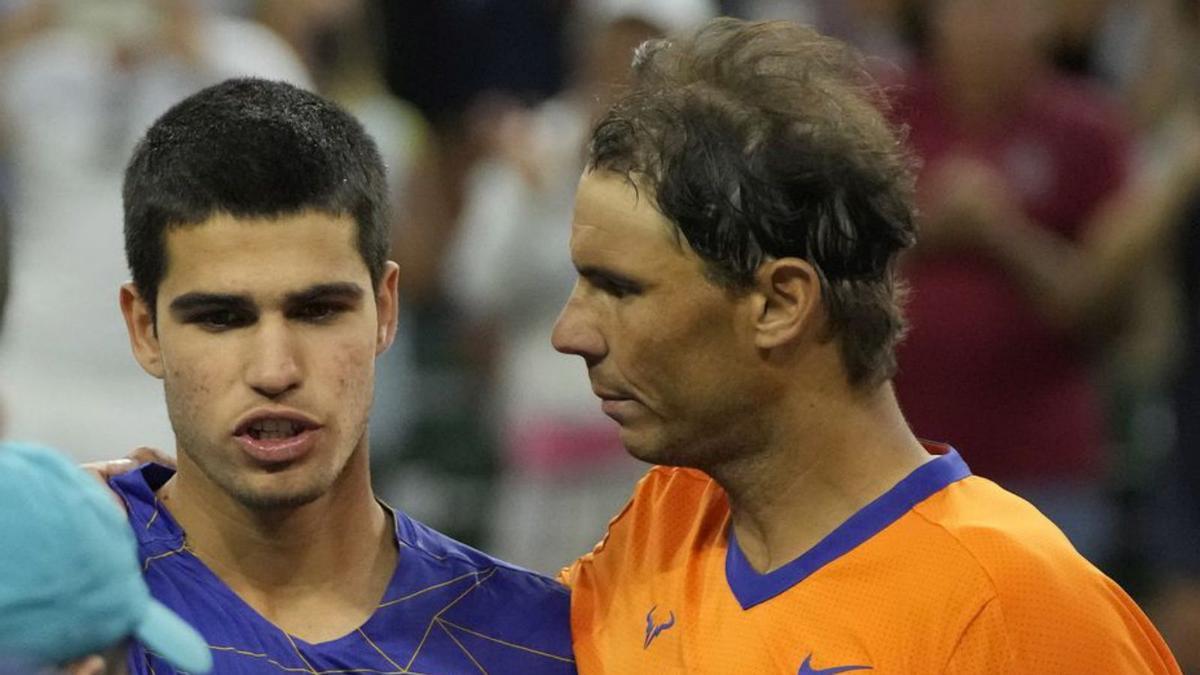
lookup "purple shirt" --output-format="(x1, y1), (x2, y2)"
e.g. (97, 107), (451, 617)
(112, 464), (576, 674)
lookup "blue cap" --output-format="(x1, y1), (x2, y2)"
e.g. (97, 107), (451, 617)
(0, 443), (212, 673)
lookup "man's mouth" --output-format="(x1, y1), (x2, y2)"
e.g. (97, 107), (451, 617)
(233, 412), (323, 464)
(234, 414), (320, 439)
(243, 418), (307, 440)
(592, 385), (640, 422)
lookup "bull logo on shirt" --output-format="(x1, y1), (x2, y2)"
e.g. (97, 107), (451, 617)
(643, 605), (676, 649)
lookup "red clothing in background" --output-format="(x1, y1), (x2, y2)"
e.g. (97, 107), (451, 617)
(892, 69), (1130, 482)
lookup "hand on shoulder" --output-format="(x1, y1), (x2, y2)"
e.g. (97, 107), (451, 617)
(80, 446), (174, 511)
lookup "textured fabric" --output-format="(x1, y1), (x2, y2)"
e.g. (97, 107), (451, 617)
(111, 464), (576, 674)
(561, 445), (1179, 673)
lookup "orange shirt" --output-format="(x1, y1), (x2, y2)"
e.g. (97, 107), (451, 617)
(561, 447), (1180, 674)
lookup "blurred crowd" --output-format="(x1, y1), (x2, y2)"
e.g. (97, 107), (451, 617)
(0, 0), (1198, 668)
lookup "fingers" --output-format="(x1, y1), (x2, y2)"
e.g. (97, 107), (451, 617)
(62, 654), (106, 675)
(81, 458), (140, 481)
(79, 459), (138, 513)
(79, 447), (172, 514)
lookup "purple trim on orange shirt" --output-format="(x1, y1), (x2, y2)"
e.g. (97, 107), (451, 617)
(726, 447), (972, 609)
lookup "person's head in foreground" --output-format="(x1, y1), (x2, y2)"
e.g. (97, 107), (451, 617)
(119, 77), (398, 511)
(0, 443), (212, 675)
(552, 17), (917, 468)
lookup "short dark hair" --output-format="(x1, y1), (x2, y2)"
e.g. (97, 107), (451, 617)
(123, 78), (388, 317)
(588, 18), (917, 388)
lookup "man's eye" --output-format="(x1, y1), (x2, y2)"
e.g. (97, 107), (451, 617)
(595, 277), (640, 299)
(193, 310), (251, 331)
(293, 303), (343, 322)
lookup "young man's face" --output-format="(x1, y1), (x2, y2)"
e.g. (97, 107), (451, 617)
(121, 211), (398, 509)
(551, 171), (766, 467)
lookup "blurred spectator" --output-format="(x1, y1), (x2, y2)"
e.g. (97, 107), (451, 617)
(374, 0), (567, 129)
(1048, 0), (1114, 75)
(0, 0), (308, 459)
(1057, 50), (1200, 667)
(891, 0), (1132, 563)
(442, 0), (716, 572)
(720, 0), (819, 23)
(1047, 0), (1194, 140)
(724, 0), (911, 69)
(1146, 145), (1200, 673)
(372, 0), (576, 495)
(1129, 1), (1200, 666)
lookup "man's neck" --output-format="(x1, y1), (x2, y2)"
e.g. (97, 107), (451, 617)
(157, 446), (397, 642)
(710, 383), (931, 574)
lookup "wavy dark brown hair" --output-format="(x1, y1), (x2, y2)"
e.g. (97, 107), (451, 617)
(588, 18), (918, 388)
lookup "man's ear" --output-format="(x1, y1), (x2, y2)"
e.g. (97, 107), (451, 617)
(374, 261), (401, 356)
(119, 283), (164, 379)
(751, 258), (822, 351)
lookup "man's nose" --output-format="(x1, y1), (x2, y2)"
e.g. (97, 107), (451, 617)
(244, 318), (302, 399)
(551, 283), (606, 367)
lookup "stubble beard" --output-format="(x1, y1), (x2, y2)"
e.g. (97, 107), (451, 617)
(162, 369), (376, 513)
(626, 402), (763, 472)
(174, 434), (333, 511)
(167, 413), (366, 514)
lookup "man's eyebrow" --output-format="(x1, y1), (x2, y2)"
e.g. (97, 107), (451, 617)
(283, 282), (365, 306)
(168, 292), (255, 315)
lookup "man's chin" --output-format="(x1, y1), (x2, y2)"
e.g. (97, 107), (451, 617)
(622, 427), (722, 471)
(230, 479), (327, 511)
(621, 431), (678, 467)
(234, 485), (324, 506)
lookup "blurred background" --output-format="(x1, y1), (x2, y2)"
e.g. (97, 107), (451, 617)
(0, 0), (1198, 668)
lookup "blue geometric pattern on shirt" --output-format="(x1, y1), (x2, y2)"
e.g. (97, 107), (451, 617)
(112, 464), (576, 674)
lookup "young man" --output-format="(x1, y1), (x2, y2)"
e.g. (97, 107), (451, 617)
(0, 443), (212, 675)
(551, 18), (1180, 673)
(114, 78), (574, 673)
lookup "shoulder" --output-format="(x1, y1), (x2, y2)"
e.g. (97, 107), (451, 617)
(561, 466), (725, 586)
(628, 464), (718, 504)
(394, 507), (570, 603)
(914, 476), (1108, 601)
(915, 478), (1176, 671)
(109, 463), (180, 547)
(391, 510), (574, 662)
(594, 465), (721, 546)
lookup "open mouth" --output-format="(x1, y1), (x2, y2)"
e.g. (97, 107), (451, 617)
(233, 414), (320, 441)
(242, 419), (309, 440)
(233, 413), (323, 464)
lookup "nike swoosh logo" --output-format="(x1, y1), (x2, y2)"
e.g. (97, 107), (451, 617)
(797, 654), (872, 674)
